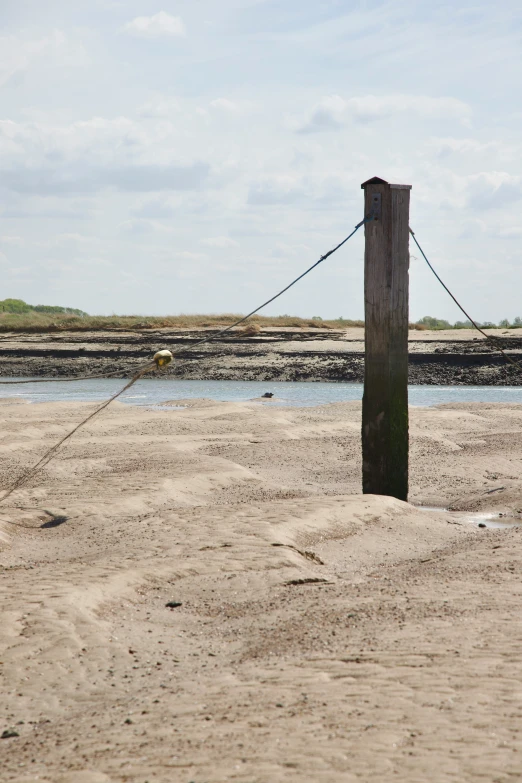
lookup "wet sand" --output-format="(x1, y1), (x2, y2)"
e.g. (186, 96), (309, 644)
(1, 397), (522, 782)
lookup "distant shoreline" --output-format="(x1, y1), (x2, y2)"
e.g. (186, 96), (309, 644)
(1, 327), (521, 385)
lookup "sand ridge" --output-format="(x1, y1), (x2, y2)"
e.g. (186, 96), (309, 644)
(1, 398), (522, 781)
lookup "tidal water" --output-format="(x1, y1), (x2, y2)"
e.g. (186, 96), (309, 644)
(1, 378), (522, 407)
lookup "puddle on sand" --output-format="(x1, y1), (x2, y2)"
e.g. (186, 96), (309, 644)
(417, 505), (521, 530)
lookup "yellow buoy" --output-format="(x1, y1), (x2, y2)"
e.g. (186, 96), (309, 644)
(153, 349), (173, 368)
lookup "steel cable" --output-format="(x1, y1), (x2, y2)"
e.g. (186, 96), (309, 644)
(0, 218), (368, 386)
(410, 228), (522, 371)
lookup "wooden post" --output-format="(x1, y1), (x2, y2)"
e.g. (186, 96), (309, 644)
(361, 176), (411, 501)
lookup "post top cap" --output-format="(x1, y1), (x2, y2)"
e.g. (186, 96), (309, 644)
(361, 176), (412, 190)
(361, 176), (388, 188)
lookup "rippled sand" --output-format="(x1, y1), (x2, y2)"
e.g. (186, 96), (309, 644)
(1, 397), (522, 782)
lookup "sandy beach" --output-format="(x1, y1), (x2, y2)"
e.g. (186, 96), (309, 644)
(1, 396), (522, 782)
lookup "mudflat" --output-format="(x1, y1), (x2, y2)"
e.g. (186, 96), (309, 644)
(1, 327), (522, 384)
(1, 397), (522, 782)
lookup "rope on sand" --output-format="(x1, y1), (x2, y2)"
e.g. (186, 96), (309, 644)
(0, 351), (172, 513)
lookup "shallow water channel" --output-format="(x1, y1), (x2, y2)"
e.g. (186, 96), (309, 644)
(2, 378), (520, 532)
(418, 506), (521, 530)
(2, 378), (522, 407)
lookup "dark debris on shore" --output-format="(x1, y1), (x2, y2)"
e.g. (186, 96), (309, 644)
(0, 329), (521, 386)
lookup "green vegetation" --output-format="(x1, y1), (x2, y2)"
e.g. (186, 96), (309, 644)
(416, 315), (522, 330)
(0, 300), (520, 333)
(0, 298), (87, 317)
(415, 316), (453, 330)
(0, 310), (367, 333)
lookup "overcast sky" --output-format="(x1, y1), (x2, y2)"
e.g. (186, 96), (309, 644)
(1, 1), (521, 321)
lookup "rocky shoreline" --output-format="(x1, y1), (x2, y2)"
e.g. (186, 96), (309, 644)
(1, 326), (521, 385)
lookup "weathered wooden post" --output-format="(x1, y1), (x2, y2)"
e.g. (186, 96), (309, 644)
(361, 176), (411, 501)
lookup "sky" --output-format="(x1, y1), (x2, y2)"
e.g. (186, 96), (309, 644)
(1, 0), (521, 321)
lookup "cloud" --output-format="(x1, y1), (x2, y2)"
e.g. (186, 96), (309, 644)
(271, 242), (312, 258)
(103, 162), (210, 192)
(123, 12), (186, 39)
(132, 197), (176, 219)
(118, 218), (175, 235)
(200, 236), (239, 248)
(0, 195), (96, 220)
(0, 162), (211, 195)
(0, 117), (211, 195)
(295, 95), (346, 134)
(208, 98), (258, 115)
(296, 93), (471, 133)
(0, 116), (146, 165)
(0, 30), (87, 87)
(247, 173), (349, 208)
(54, 233), (93, 244)
(466, 172), (522, 210)
(495, 226), (522, 239)
(43, 256), (113, 275)
(177, 251), (208, 260)
(0, 235), (24, 246)
(174, 253), (209, 279)
(427, 137), (500, 158)
(0, 2), (520, 324)
(346, 95), (471, 122)
(248, 175), (303, 206)
(138, 96), (181, 118)
(209, 98), (240, 113)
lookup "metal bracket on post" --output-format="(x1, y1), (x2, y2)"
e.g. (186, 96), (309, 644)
(369, 192), (381, 221)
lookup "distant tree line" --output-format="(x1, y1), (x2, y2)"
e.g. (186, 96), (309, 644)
(416, 315), (522, 330)
(0, 300), (519, 329)
(0, 298), (88, 317)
